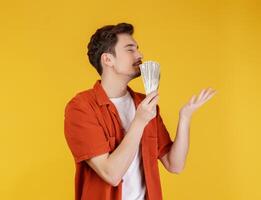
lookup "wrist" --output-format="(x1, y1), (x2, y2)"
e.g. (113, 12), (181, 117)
(179, 112), (192, 123)
(133, 116), (147, 129)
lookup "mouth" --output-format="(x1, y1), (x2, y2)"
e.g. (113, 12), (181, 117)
(133, 60), (142, 67)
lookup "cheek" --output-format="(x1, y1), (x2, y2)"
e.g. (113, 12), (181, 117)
(119, 55), (133, 66)
(114, 53), (134, 71)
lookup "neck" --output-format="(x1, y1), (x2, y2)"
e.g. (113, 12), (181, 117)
(100, 74), (130, 98)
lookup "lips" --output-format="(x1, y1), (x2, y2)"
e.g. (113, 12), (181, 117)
(133, 60), (142, 66)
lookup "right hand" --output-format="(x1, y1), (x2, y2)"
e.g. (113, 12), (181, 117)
(135, 90), (159, 125)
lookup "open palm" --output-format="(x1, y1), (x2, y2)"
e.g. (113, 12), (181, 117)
(180, 88), (217, 119)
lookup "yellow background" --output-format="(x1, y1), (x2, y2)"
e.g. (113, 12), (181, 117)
(1, 0), (260, 199)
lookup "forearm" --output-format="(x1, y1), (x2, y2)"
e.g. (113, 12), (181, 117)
(168, 114), (191, 172)
(106, 118), (146, 184)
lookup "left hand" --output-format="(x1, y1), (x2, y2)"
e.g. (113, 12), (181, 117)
(179, 87), (217, 120)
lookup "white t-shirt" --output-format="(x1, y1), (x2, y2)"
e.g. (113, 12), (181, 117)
(110, 90), (146, 200)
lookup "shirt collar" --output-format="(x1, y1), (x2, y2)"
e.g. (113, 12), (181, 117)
(93, 79), (142, 107)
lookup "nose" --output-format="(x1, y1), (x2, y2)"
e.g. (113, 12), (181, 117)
(137, 50), (143, 60)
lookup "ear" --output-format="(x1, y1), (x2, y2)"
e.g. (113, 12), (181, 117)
(101, 52), (114, 68)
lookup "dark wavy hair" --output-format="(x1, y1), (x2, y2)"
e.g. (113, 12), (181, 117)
(87, 22), (134, 75)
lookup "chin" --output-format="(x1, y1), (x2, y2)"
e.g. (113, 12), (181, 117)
(130, 71), (141, 79)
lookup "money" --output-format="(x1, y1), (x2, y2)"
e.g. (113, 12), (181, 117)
(139, 61), (160, 95)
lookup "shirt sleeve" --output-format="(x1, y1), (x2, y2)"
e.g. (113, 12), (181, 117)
(156, 105), (174, 159)
(64, 97), (111, 163)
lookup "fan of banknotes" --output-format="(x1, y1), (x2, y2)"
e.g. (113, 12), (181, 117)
(139, 60), (160, 95)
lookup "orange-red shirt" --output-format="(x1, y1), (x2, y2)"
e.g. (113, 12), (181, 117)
(64, 79), (173, 200)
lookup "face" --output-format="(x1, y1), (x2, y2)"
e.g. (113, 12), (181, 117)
(103, 33), (143, 80)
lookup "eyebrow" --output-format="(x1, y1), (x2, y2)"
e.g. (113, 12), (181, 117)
(124, 44), (139, 49)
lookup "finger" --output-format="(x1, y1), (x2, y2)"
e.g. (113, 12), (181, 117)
(189, 88), (212, 105)
(189, 95), (197, 104)
(143, 90), (158, 105)
(148, 95), (159, 108)
(198, 90), (217, 106)
(198, 88), (211, 102)
(201, 87), (212, 100)
(203, 90), (217, 102)
(202, 88), (216, 101)
(197, 88), (210, 102)
(196, 89), (206, 102)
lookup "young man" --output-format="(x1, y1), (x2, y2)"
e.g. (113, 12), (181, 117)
(64, 23), (216, 200)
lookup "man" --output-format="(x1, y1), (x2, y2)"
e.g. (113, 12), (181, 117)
(64, 22), (216, 200)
